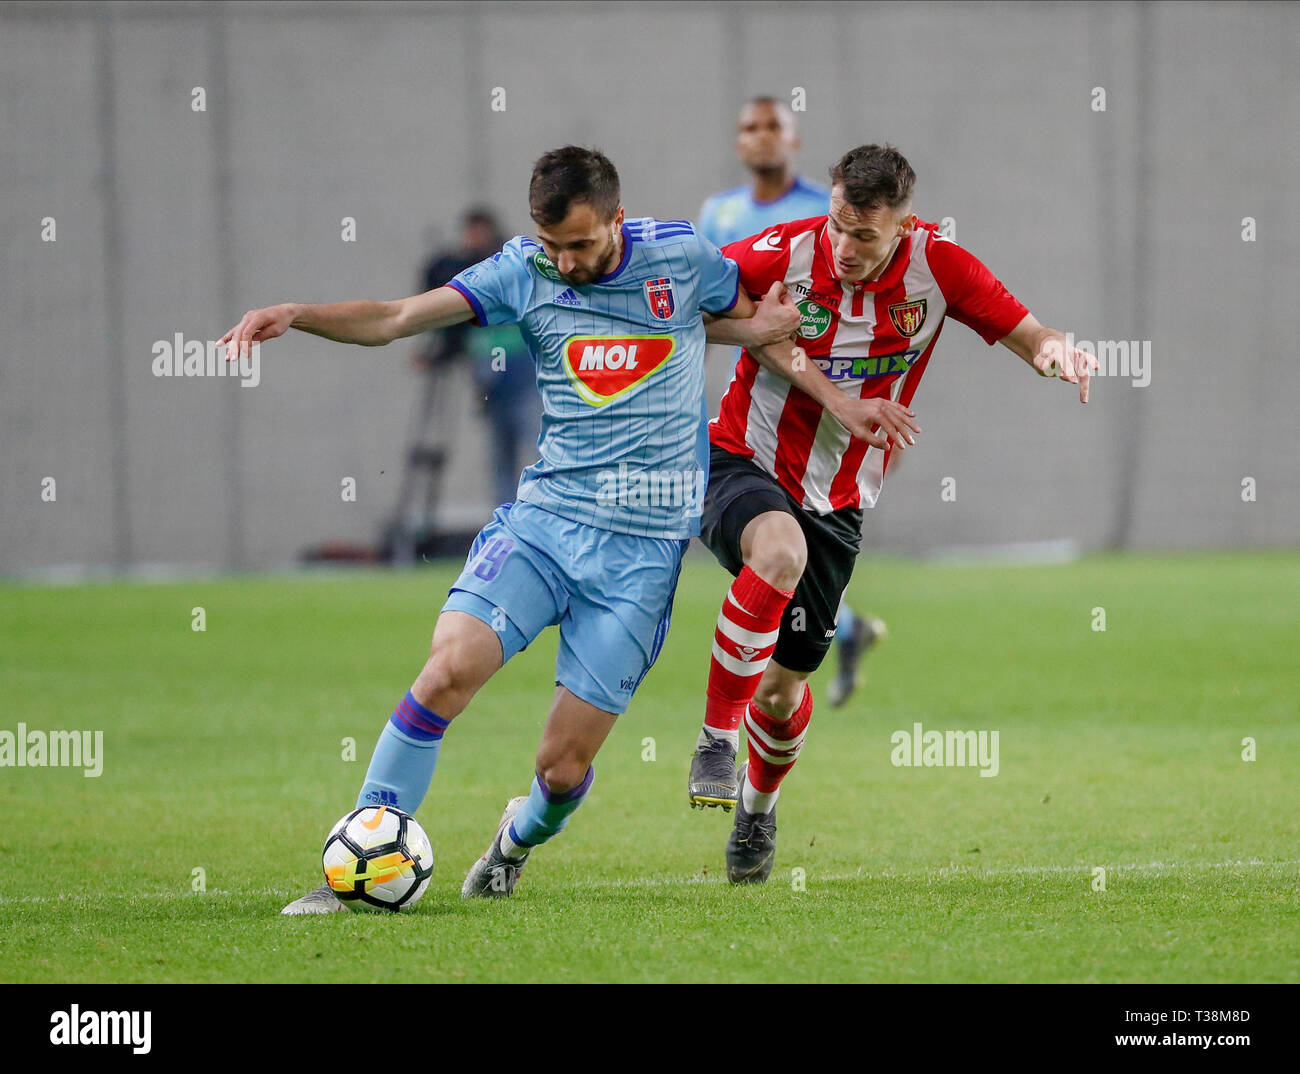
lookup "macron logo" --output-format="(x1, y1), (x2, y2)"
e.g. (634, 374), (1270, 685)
(555, 288), (581, 307)
(751, 232), (783, 251)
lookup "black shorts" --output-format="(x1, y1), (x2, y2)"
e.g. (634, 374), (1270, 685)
(698, 445), (863, 674)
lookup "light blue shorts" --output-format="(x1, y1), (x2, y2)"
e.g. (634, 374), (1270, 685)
(443, 501), (688, 714)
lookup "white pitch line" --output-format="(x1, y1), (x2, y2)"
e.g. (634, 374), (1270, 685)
(570, 858), (1300, 891)
(0, 860), (1296, 905)
(0, 888), (296, 906)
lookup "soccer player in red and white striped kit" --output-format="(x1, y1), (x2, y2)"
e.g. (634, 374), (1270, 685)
(694, 144), (1097, 882)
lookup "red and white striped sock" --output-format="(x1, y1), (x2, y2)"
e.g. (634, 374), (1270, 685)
(742, 685), (813, 814)
(703, 566), (794, 742)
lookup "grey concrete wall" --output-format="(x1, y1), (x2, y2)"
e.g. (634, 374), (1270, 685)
(2, 0), (1297, 572)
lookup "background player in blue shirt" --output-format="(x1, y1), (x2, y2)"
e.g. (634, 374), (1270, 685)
(696, 96), (832, 249)
(220, 147), (821, 910)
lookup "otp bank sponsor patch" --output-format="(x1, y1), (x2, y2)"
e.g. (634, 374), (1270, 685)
(562, 336), (676, 406)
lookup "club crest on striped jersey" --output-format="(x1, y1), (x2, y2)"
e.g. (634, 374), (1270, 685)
(562, 335), (676, 407)
(888, 297), (927, 337)
(644, 277), (676, 320)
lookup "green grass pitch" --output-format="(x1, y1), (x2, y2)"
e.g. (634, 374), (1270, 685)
(1, 549), (1296, 983)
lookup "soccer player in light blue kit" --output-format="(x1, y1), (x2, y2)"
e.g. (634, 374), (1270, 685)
(221, 147), (810, 910)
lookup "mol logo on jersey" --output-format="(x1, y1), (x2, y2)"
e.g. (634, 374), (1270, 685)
(813, 349), (921, 380)
(562, 335), (676, 406)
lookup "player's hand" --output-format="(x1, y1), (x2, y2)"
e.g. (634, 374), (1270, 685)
(1032, 334), (1099, 403)
(832, 396), (921, 451)
(219, 303), (300, 362)
(748, 281), (802, 345)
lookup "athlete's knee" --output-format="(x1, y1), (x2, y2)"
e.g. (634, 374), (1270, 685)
(752, 672), (808, 721)
(412, 612), (503, 715)
(744, 516), (807, 590)
(534, 754), (591, 796)
(412, 646), (480, 717)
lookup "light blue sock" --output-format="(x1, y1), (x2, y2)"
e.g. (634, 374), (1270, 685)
(356, 691), (450, 813)
(501, 767), (594, 856)
(835, 601), (856, 641)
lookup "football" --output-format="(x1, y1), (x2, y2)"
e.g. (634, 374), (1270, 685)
(321, 805), (433, 912)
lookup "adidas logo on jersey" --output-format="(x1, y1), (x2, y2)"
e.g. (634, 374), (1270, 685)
(554, 288), (581, 307)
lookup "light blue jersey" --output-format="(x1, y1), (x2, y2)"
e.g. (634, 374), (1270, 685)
(448, 219), (739, 540)
(696, 176), (830, 249)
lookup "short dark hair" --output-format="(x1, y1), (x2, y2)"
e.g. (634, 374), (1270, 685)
(528, 146), (620, 227)
(829, 145), (916, 212)
(742, 96), (794, 123)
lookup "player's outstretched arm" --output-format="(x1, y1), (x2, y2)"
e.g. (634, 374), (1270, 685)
(999, 313), (1099, 404)
(219, 287), (475, 361)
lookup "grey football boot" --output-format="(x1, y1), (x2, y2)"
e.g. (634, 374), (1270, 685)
(688, 733), (740, 811)
(281, 883), (346, 915)
(461, 795), (530, 898)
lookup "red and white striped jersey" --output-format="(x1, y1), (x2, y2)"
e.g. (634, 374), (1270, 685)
(712, 216), (1028, 514)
